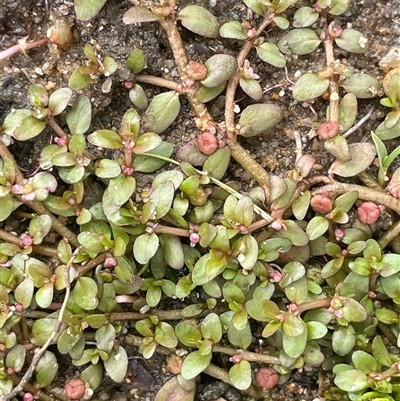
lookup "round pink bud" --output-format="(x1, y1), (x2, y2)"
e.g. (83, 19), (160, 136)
(186, 61), (207, 81)
(334, 228), (344, 240)
(189, 233), (200, 245)
(122, 167), (134, 176)
(23, 393), (34, 401)
(55, 137), (67, 147)
(198, 132), (218, 155)
(105, 257), (117, 268)
(288, 303), (298, 312)
(357, 202), (382, 224)
(255, 367), (279, 389)
(12, 184), (23, 194)
(21, 233), (33, 248)
(317, 121), (340, 140)
(310, 192), (333, 214)
(64, 378), (86, 400)
(124, 81), (133, 89)
(15, 302), (24, 312)
(271, 271), (282, 283)
(7, 367), (14, 375)
(328, 22), (343, 38)
(368, 291), (376, 299)
(229, 355), (242, 364)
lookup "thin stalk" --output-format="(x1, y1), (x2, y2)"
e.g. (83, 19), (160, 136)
(312, 182), (400, 214)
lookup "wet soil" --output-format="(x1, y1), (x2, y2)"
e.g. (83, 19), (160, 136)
(1, 1), (400, 400)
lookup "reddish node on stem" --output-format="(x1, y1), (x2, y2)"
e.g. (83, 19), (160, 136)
(310, 192), (333, 214)
(256, 367), (279, 389)
(186, 61), (207, 81)
(64, 378), (86, 400)
(317, 121), (340, 140)
(357, 202), (384, 224)
(198, 132), (218, 155)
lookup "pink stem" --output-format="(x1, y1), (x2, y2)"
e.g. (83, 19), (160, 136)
(0, 37), (48, 61)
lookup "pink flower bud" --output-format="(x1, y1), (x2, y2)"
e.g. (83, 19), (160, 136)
(198, 132), (218, 155)
(55, 137), (67, 147)
(310, 192), (333, 214)
(317, 121), (340, 140)
(229, 355), (242, 364)
(124, 81), (133, 89)
(122, 167), (134, 176)
(15, 302), (24, 312)
(328, 22), (343, 38)
(357, 202), (383, 224)
(12, 184), (23, 194)
(189, 233), (200, 245)
(255, 367), (279, 389)
(334, 228), (344, 240)
(271, 271), (282, 282)
(23, 393), (34, 401)
(64, 378), (86, 400)
(104, 257), (117, 267)
(21, 233), (33, 248)
(368, 291), (376, 298)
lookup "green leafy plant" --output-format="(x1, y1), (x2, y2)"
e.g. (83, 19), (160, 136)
(1, 1), (400, 400)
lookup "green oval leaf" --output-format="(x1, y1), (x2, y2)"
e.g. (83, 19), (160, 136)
(178, 5), (219, 39)
(143, 91), (180, 134)
(292, 73), (329, 101)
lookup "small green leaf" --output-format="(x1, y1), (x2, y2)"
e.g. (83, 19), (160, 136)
(88, 130), (123, 149)
(95, 159), (121, 178)
(341, 73), (380, 99)
(219, 21), (247, 39)
(123, 6), (162, 24)
(306, 216), (329, 240)
(332, 325), (356, 356)
(13, 116), (46, 141)
(133, 132), (162, 154)
(293, 6), (319, 27)
(143, 91), (180, 134)
(103, 345), (128, 382)
(255, 42), (286, 68)
(35, 351), (58, 387)
(200, 313), (222, 343)
(126, 49), (146, 74)
(178, 5), (219, 39)
(334, 369), (369, 392)
(239, 103), (283, 136)
(129, 84), (148, 109)
(278, 28), (321, 55)
(201, 55), (238, 88)
(73, 277), (99, 310)
(28, 215), (51, 245)
(243, 0), (267, 15)
(239, 78), (263, 100)
(48, 88), (72, 115)
(66, 96), (92, 135)
(292, 73), (329, 101)
(246, 299), (280, 321)
(335, 29), (368, 53)
(181, 351), (212, 380)
(229, 360), (252, 390)
(134, 233), (159, 265)
(75, 0), (107, 20)
(329, 142), (376, 177)
(68, 67), (92, 90)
